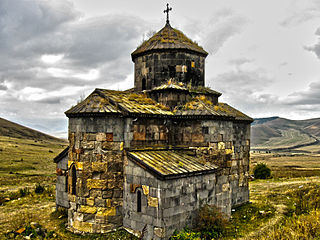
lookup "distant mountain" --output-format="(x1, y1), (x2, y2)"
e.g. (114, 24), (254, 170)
(252, 117), (279, 126)
(0, 117), (65, 143)
(251, 117), (320, 151)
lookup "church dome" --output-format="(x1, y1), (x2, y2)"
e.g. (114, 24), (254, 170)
(131, 23), (208, 60)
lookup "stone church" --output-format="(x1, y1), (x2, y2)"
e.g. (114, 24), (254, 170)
(55, 6), (252, 239)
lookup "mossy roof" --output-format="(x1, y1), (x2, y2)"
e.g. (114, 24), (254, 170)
(174, 95), (252, 121)
(131, 23), (208, 59)
(65, 88), (172, 116)
(65, 88), (252, 121)
(128, 150), (218, 179)
(151, 80), (221, 96)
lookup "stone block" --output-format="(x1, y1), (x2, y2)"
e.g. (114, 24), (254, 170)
(87, 179), (107, 189)
(102, 190), (113, 199)
(86, 197), (94, 206)
(113, 189), (123, 198)
(96, 207), (116, 217)
(79, 205), (97, 214)
(95, 198), (106, 207)
(148, 196), (159, 208)
(142, 185), (149, 195)
(92, 162), (107, 172)
(73, 220), (93, 233)
(96, 133), (106, 141)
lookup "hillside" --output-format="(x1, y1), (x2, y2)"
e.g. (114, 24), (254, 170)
(251, 117), (320, 152)
(0, 117), (65, 143)
(0, 117), (67, 183)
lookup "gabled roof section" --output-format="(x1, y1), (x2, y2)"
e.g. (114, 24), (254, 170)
(131, 23), (208, 60)
(174, 96), (253, 121)
(65, 88), (173, 117)
(97, 89), (173, 115)
(188, 86), (222, 96)
(65, 91), (121, 116)
(128, 150), (218, 180)
(65, 88), (252, 121)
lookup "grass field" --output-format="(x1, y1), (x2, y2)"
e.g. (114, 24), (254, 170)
(0, 136), (67, 191)
(0, 138), (319, 239)
(251, 152), (320, 178)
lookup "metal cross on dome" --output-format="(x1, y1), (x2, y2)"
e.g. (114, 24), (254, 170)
(164, 3), (172, 24)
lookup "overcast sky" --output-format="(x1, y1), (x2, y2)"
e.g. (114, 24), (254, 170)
(1, 0), (320, 137)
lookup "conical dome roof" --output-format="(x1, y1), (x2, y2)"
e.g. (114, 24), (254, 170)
(131, 23), (208, 60)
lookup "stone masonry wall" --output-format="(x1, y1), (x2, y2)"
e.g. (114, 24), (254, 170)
(56, 155), (69, 209)
(124, 158), (234, 240)
(67, 117), (125, 233)
(134, 51), (205, 91)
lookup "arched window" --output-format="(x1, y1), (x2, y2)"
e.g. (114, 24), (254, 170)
(142, 78), (146, 91)
(137, 190), (142, 212)
(71, 164), (77, 195)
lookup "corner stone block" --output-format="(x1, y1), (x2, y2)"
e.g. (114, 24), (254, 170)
(79, 205), (97, 214)
(76, 161), (83, 170)
(142, 185), (149, 195)
(87, 179), (107, 189)
(73, 220), (93, 233)
(68, 160), (73, 169)
(96, 207), (116, 217)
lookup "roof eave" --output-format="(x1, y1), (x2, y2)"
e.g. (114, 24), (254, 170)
(54, 146), (69, 163)
(127, 152), (218, 181)
(131, 48), (208, 61)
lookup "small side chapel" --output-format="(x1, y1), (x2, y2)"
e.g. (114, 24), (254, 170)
(55, 4), (253, 240)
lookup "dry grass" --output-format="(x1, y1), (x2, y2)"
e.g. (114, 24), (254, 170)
(251, 152), (320, 178)
(1, 139), (319, 239)
(0, 136), (66, 191)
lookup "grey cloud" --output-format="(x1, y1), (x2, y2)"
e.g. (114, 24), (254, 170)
(285, 81), (320, 105)
(203, 10), (248, 54)
(0, 0), (146, 135)
(35, 97), (62, 104)
(305, 28), (320, 60)
(280, 0), (320, 27)
(0, 81), (7, 91)
(228, 58), (254, 66)
(0, 0), (79, 51)
(208, 69), (280, 117)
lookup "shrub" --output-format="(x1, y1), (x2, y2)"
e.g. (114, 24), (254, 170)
(34, 183), (45, 194)
(253, 163), (271, 179)
(19, 188), (30, 197)
(170, 228), (201, 240)
(196, 205), (229, 239)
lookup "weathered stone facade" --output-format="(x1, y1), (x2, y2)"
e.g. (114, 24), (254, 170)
(67, 117), (124, 233)
(56, 16), (253, 239)
(133, 51), (206, 91)
(123, 120), (250, 239)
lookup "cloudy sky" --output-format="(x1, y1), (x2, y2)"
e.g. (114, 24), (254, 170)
(1, 0), (320, 138)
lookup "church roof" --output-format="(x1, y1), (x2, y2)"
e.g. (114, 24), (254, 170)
(65, 88), (253, 122)
(131, 23), (208, 59)
(65, 89), (172, 116)
(128, 150), (218, 180)
(150, 79), (222, 96)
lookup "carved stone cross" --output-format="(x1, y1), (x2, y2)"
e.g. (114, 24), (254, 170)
(164, 3), (172, 24)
